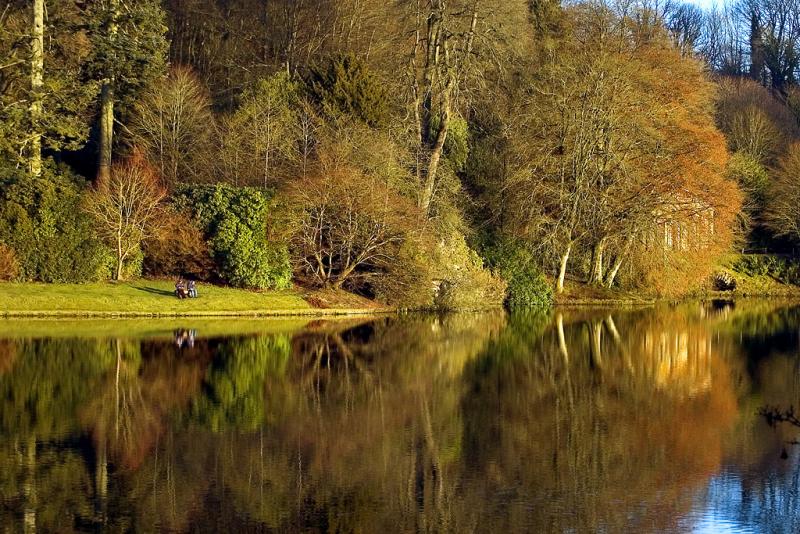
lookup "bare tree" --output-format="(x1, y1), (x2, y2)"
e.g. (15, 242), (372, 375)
(283, 159), (420, 290)
(666, 3), (704, 55)
(706, 4), (747, 74)
(221, 72), (298, 187)
(736, 0), (800, 93)
(764, 143), (800, 241)
(84, 151), (166, 280)
(715, 76), (796, 164)
(130, 65), (215, 188)
(296, 100), (319, 179)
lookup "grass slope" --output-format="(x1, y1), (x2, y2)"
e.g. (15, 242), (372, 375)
(554, 279), (656, 306)
(702, 267), (800, 298)
(0, 280), (323, 317)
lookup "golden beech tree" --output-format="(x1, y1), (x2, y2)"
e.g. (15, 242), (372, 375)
(618, 37), (739, 295)
(84, 152), (167, 281)
(506, 5), (741, 295)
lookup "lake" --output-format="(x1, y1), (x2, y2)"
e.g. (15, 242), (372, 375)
(1, 301), (800, 532)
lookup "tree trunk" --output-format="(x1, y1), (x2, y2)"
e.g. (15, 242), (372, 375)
(114, 340), (121, 439)
(417, 3), (465, 217)
(557, 241), (572, 294)
(605, 314), (634, 373)
(603, 235), (632, 288)
(749, 11), (765, 83)
(419, 85), (451, 215)
(23, 435), (36, 534)
(604, 255), (624, 288)
(98, 83), (115, 181)
(95, 441), (108, 522)
(29, 0), (44, 177)
(589, 239), (605, 285)
(115, 234), (123, 281)
(97, 0), (119, 181)
(589, 320), (603, 370)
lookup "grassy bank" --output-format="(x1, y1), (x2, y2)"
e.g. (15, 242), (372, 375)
(554, 279), (656, 306)
(701, 254), (800, 299)
(0, 281), (390, 317)
(701, 272), (800, 298)
(555, 254), (800, 307)
(0, 317), (312, 338)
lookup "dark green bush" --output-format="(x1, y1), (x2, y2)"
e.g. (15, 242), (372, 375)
(0, 161), (107, 282)
(483, 241), (553, 308)
(307, 54), (389, 127)
(173, 184), (291, 289)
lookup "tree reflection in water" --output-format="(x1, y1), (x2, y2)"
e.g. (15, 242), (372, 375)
(0, 304), (798, 531)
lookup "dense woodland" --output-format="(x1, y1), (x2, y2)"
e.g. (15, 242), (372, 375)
(3, 0), (800, 307)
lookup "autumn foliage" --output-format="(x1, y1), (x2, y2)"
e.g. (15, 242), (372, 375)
(503, 6), (741, 296)
(282, 161), (422, 293)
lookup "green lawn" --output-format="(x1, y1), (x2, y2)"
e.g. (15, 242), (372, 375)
(0, 280), (315, 316)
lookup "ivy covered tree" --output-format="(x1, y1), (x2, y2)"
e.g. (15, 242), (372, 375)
(0, 1), (97, 175)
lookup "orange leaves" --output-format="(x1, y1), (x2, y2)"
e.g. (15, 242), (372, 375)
(517, 9), (742, 294)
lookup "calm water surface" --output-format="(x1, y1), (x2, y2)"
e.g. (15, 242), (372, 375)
(1, 302), (800, 532)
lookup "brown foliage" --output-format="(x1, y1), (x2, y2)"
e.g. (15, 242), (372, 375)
(506, 13), (740, 296)
(0, 244), (19, 281)
(0, 340), (16, 376)
(142, 209), (213, 279)
(716, 77), (798, 164)
(281, 161), (422, 296)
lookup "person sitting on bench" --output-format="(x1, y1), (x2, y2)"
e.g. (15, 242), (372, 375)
(187, 279), (198, 298)
(175, 278), (188, 299)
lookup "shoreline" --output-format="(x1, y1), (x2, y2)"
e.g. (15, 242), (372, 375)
(554, 291), (800, 308)
(2, 279), (800, 319)
(0, 308), (396, 318)
(6, 296), (799, 317)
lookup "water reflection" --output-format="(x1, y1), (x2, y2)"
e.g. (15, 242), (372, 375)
(0, 304), (799, 531)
